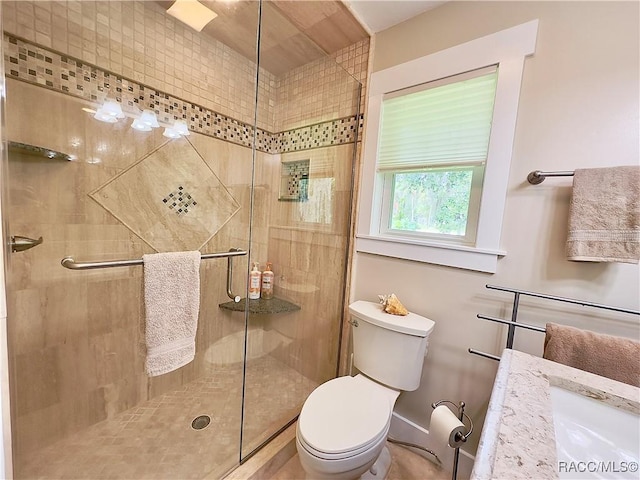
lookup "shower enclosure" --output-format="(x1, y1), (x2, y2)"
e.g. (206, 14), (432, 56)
(0, 1), (367, 477)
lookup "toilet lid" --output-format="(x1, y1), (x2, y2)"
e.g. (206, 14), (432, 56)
(298, 376), (392, 456)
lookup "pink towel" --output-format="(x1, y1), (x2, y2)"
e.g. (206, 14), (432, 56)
(543, 323), (640, 387)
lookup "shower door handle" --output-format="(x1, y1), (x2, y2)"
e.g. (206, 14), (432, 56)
(10, 235), (43, 253)
(226, 248), (242, 303)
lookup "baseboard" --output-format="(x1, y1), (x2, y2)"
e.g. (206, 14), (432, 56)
(389, 412), (475, 480)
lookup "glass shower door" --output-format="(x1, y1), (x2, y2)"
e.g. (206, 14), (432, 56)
(1, 1), (260, 478)
(240, 1), (364, 457)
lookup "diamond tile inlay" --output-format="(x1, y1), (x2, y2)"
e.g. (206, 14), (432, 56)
(90, 138), (239, 252)
(163, 186), (197, 216)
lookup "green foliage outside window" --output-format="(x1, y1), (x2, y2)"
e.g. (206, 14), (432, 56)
(390, 169), (473, 235)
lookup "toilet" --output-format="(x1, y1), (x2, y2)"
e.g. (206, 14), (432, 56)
(296, 300), (435, 480)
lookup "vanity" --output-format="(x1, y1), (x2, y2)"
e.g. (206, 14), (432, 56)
(471, 349), (640, 480)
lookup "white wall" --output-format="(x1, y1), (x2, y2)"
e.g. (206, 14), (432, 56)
(351, 1), (639, 454)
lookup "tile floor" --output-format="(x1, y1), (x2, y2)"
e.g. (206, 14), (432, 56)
(16, 356), (317, 480)
(271, 442), (450, 480)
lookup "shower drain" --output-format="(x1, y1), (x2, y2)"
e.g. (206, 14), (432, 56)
(191, 415), (211, 430)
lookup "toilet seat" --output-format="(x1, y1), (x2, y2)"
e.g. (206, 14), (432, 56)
(297, 421), (390, 461)
(298, 376), (395, 460)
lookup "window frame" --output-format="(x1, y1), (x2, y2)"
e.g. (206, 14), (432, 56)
(356, 20), (538, 273)
(379, 164), (485, 245)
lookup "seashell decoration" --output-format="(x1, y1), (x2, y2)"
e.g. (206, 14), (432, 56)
(377, 293), (409, 316)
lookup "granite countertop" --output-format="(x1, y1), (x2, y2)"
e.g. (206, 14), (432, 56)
(471, 349), (640, 480)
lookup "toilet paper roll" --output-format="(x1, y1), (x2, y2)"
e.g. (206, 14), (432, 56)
(430, 405), (466, 449)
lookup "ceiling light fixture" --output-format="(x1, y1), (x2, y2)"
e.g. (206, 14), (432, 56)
(167, 0), (218, 32)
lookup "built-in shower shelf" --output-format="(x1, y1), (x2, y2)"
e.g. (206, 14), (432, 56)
(219, 297), (301, 314)
(8, 141), (73, 161)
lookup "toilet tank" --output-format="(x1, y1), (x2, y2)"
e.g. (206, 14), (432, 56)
(349, 300), (435, 391)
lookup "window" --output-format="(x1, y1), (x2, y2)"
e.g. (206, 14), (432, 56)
(356, 20), (538, 273)
(378, 67), (497, 245)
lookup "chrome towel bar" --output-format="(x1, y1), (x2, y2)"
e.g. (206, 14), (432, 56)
(61, 248), (248, 303)
(469, 284), (640, 361)
(61, 249), (247, 270)
(527, 170), (575, 184)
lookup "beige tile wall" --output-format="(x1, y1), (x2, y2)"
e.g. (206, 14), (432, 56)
(274, 39), (369, 131)
(1, 0), (276, 131)
(5, 80), (253, 460)
(1, 1), (369, 135)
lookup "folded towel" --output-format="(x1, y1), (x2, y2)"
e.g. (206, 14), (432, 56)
(567, 166), (640, 263)
(143, 251), (201, 376)
(543, 323), (640, 387)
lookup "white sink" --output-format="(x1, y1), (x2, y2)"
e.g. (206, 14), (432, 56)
(550, 385), (640, 479)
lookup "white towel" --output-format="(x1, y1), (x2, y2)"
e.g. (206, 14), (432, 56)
(567, 166), (640, 263)
(143, 251), (201, 376)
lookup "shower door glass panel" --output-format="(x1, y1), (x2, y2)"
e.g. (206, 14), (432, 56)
(240, 1), (365, 457)
(2, 1), (259, 478)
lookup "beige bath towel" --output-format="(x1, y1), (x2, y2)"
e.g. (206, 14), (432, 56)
(567, 166), (640, 263)
(543, 323), (640, 387)
(143, 251), (201, 377)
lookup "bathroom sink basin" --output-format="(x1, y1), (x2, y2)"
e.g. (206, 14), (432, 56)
(550, 385), (640, 479)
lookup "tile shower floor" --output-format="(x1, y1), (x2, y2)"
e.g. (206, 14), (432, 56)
(17, 356), (318, 480)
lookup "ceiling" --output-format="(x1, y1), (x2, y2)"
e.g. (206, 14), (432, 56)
(156, 1), (445, 75)
(345, 0), (447, 33)
(157, 1), (369, 75)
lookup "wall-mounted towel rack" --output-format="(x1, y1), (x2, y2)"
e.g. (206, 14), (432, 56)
(61, 248), (248, 302)
(468, 284), (640, 361)
(527, 170), (575, 184)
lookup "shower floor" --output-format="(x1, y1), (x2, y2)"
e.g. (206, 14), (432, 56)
(16, 355), (318, 480)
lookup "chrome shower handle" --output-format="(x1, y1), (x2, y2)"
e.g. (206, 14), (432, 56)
(11, 235), (43, 253)
(226, 248), (243, 303)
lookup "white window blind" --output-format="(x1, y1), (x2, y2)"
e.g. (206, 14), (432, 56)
(377, 66), (498, 172)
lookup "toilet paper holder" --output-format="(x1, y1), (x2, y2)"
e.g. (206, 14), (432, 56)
(431, 400), (473, 443)
(431, 400), (473, 480)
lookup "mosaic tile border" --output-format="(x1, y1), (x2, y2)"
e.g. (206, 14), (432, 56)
(277, 115), (363, 153)
(3, 34), (363, 154)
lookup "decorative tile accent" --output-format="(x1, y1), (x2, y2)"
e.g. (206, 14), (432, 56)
(3, 34), (362, 155)
(162, 186), (197, 217)
(90, 137), (240, 252)
(277, 115), (362, 153)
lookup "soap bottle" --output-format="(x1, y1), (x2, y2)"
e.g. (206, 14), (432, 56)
(248, 262), (261, 300)
(261, 262), (274, 299)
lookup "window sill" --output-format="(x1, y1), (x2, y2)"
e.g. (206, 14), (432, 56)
(355, 234), (505, 273)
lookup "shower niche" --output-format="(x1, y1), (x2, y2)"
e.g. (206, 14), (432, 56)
(279, 159), (310, 202)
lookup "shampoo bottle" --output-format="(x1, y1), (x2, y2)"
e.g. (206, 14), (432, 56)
(248, 262), (261, 300)
(261, 262), (274, 299)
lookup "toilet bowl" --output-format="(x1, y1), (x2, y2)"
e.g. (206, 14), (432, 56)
(296, 375), (399, 480)
(295, 300), (436, 480)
